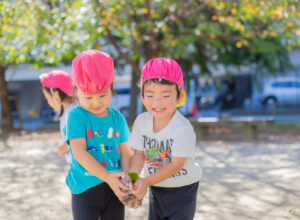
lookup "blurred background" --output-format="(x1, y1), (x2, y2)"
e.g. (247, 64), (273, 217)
(0, 0), (300, 132)
(1, 2), (300, 219)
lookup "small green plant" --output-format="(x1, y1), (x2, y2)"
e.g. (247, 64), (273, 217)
(128, 172), (138, 183)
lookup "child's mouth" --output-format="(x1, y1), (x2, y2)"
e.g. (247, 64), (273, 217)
(153, 108), (165, 113)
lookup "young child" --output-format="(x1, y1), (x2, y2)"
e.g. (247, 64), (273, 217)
(40, 70), (75, 162)
(128, 57), (202, 220)
(64, 50), (132, 220)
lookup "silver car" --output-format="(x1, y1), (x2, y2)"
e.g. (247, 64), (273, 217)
(262, 77), (300, 108)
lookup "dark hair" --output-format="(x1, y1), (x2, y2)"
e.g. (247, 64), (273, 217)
(141, 78), (181, 99)
(43, 87), (73, 117)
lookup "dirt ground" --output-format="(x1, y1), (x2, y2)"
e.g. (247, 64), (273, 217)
(0, 128), (300, 220)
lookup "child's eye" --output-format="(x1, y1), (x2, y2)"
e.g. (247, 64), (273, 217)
(146, 96), (153, 98)
(85, 97), (92, 100)
(163, 96), (170, 98)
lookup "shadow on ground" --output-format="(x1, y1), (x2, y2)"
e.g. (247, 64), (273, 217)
(0, 129), (300, 220)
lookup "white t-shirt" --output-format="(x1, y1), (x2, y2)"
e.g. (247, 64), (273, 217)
(129, 110), (202, 188)
(60, 103), (75, 163)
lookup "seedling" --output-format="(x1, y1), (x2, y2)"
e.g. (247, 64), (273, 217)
(128, 172), (138, 183)
(120, 172), (142, 209)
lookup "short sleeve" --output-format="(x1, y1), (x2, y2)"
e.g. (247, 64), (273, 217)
(119, 113), (130, 143)
(64, 109), (86, 145)
(171, 126), (196, 157)
(128, 116), (144, 151)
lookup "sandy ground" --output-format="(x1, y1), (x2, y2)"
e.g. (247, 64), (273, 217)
(1, 129), (300, 220)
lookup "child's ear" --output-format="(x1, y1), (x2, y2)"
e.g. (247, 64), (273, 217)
(176, 89), (186, 107)
(177, 91), (184, 103)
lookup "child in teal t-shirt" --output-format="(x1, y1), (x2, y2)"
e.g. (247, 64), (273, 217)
(64, 50), (132, 220)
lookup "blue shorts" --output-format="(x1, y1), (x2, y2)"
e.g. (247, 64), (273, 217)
(148, 181), (199, 220)
(71, 183), (124, 220)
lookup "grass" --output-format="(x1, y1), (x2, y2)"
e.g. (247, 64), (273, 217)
(263, 122), (300, 131)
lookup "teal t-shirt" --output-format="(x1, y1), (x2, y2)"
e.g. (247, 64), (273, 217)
(64, 105), (130, 194)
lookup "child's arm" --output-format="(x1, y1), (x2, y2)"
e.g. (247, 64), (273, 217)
(120, 142), (133, 172)
(57, 143), (69, 157)
(70, 138), (130, 198)
(128, 149), (146, 174)
(134, 157), (186, 199)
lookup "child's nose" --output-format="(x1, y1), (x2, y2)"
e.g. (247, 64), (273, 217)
(93, 100), (101, 108)
(153, 97), (163, 104)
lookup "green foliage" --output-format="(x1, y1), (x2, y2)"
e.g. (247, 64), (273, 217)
(0, 1), (37, 66)
(1, 0), (299, 74)
(79, 0), (299, 76)
(0, 0), (102, 68)
(128, 172), (138, 183)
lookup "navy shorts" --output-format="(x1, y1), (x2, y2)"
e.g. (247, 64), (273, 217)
(148, 182), (199, 220)
(72, 183), (124, 220)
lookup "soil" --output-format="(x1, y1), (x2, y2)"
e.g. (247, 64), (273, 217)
(0, 128), (300, 220)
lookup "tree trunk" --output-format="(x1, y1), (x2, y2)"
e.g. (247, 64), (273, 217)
(0, 65), (13, 132)
(128, 61), (140, 125)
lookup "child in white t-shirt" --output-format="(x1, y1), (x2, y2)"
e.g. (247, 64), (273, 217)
(128, 57), (202, 220)
(40, 70), (75, 162)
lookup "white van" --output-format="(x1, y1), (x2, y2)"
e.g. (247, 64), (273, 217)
(262, 76), (300, 108)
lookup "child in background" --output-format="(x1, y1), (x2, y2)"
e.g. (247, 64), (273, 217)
(40, 70), (75, 162)
(128, 58), (202, 220)
(64, 50), (132, 220)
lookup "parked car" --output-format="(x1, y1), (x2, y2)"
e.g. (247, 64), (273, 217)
(261, 77), (300, 109)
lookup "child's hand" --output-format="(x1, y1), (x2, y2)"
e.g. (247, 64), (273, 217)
(121, 174), (132, 187)
(57, 144), (68, 157)
(133, 178), (149, 200)
(106, 172), (131, 199)
(120, 175), (143, 209)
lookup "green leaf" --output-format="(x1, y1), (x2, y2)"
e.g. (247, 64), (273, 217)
(128, 172), (138, 183)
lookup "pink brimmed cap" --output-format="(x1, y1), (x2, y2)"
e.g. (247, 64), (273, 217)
(72, 50), (114, 94)
(141, 57), (186, 107)
(40, 70), (73, 96)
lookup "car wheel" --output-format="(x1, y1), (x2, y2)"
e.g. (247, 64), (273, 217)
(120, 107), (130, 118)
(263, 97), (278, 110)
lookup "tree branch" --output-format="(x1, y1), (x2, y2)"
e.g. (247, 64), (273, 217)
(104, 26), (141, 77)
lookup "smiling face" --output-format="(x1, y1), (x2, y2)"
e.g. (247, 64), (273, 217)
(143, 81), (183, 122)
(76, 87), (112, 117)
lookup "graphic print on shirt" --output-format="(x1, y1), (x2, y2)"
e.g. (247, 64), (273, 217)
(94, 130), (103, 137)
(99, 161), (107, 167)
(87, 145), (98, 152)
(114, 131), (120, 137)
(99, 144), (105, 153)
(116, 159), (121, 168)
(142, 135), (187, 177)
(105, 145), (112, 152)
(108, 158), (114, 167)
(107, 127), (113, 138)
(87, 129), (93, 139)
(99, 143), (113, 153)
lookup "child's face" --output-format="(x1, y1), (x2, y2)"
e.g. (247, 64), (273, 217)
(143, 82), (182, 121)
(42, 88), (60, 111)
(76, 87), (112, 117)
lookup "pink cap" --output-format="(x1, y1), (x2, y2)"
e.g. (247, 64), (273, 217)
(72, 50), (114, 94)
(40, 70), (73, 96)
(141, 57), (186, 106)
